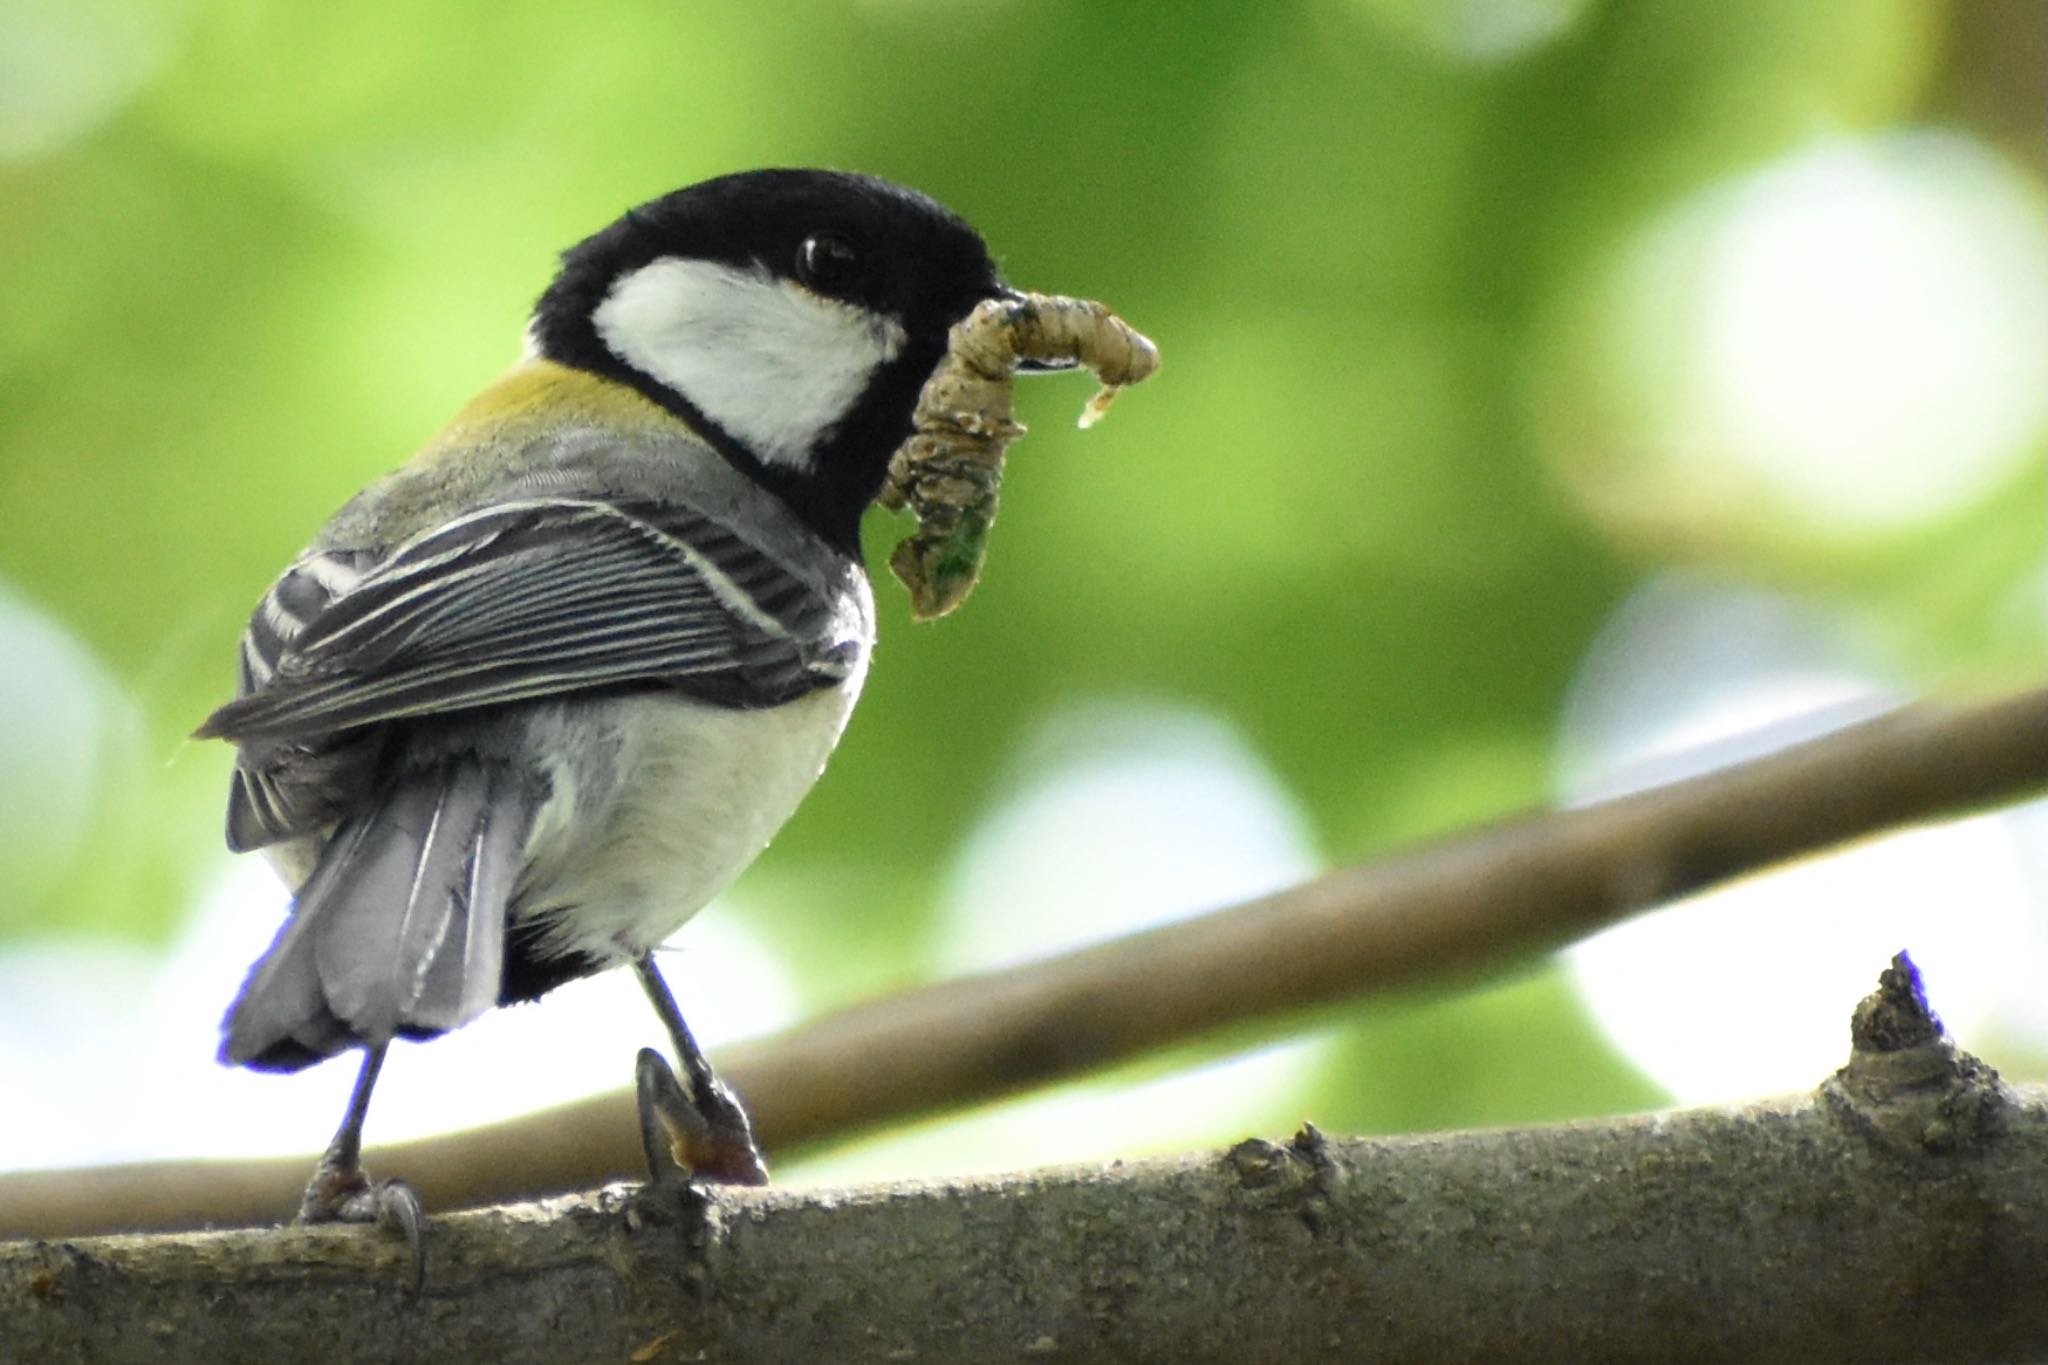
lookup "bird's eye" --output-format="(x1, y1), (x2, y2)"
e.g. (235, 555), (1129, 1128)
(795, 233), (862, 296)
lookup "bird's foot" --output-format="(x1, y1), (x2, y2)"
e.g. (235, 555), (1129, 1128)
(299, 1147), (426, 1292)
(635, 1046), (770, 1190)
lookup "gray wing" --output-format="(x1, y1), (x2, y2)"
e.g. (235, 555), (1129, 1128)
(203, 494), (860, 850)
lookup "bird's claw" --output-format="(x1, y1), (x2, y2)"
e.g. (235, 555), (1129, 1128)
(299, 1152), (427, 1292)
(635, 1046), (770, 1189)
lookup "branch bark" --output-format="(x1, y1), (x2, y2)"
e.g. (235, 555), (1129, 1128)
(2, 687), (2043, 1239)
(6, 959), (2045, 1364)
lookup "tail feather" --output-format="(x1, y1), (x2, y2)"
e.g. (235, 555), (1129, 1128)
(404, 771), (523, 1033)
(221, 758), (538, 1072)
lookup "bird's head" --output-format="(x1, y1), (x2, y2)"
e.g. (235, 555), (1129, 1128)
(531, 169), (1013, 553)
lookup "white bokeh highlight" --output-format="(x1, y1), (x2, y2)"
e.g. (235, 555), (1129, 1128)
(1345, 0), (1593, 65)
(0, 581), (141, 910)
(793, 699), (1327, 1185)
(0, 0), (183, 163)
(935, 703), (1320, 973)
(0, 855), (799, 1171)
(1597, 131), (2048, 536)
(1558, 576), (2040, 1106)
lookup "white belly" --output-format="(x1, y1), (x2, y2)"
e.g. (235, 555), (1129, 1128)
(513, 666), (865, 963)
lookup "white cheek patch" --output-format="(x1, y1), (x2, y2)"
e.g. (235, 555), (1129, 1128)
(592, 257), (906, 471)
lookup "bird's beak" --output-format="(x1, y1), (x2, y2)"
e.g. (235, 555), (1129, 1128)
(988, 285), (1081, 374)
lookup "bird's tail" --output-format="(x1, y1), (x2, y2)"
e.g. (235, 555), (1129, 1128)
(221, 758), (540, 1072)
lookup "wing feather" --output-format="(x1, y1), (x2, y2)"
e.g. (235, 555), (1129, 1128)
(201, 496), (853, 746)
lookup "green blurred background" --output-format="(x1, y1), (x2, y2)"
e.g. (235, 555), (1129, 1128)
(2, 0), (2043, 1180)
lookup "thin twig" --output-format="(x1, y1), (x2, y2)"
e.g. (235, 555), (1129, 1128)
(2, 686), (2042, 1238)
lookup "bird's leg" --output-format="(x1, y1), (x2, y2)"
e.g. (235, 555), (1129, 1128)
(299, 1042), (426, 1290)
(633, 954), (769, 1187)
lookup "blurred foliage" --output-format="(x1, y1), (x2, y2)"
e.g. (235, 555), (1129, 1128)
(1, 0), (2042, 1155)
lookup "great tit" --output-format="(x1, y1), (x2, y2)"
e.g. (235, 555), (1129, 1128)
(198, 168), (1020, 1234)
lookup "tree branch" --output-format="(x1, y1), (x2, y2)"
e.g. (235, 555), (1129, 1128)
(2, 687), (2042, 1239)
(6, 958), (2045, 1363)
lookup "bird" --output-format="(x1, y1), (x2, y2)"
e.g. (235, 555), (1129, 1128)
(196, 168), (1031, 1253)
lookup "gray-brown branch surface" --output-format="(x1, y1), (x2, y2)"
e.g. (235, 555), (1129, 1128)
(1, 686), (2043, 1241)
(6, 958), (2045, 1364)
